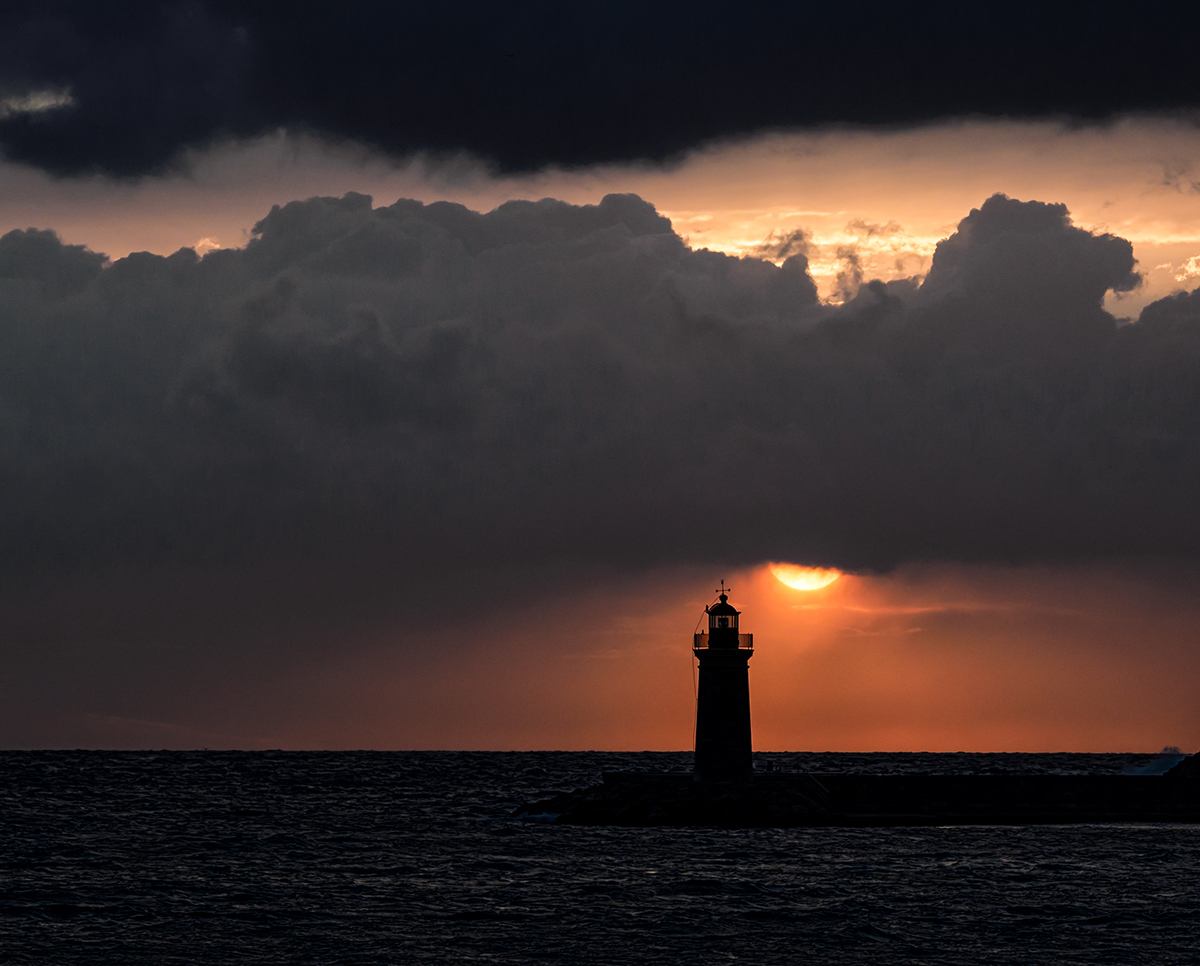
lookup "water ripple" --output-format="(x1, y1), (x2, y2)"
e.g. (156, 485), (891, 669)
(1, 751), (1199, 964)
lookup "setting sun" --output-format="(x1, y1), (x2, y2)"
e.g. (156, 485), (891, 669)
(769, 563), (842, 591)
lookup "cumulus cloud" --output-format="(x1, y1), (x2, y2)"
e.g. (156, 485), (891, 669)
(3, 3), (1200, 176)
(4, 189), (1200, 599)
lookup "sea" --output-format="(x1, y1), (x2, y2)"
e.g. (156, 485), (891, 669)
(2, 750), (1198, 965)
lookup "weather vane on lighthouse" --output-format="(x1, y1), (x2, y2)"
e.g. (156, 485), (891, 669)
(693, 582), (754, 782)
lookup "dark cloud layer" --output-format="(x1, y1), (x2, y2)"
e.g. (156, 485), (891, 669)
(3, 190), (1199, 596)
(3, 0), (1200, 176)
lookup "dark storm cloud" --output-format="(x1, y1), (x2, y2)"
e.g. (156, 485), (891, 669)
(3, 0), (1200, 177)
(4, 189), (1200, 591)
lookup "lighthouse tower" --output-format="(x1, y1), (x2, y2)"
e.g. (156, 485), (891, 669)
(693, 583), (754, 783)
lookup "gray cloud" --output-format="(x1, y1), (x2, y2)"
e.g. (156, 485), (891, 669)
(4, 191), (1199, 599)
(845, 219), (904, 238)
(750, 228), (813, 261)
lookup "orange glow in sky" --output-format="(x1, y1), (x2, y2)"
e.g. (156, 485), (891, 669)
(4, 118), (1200, 320)
(183, 560), (1199, 754)
(769, 563), (842, 591)
(23, 559), (1200, 752)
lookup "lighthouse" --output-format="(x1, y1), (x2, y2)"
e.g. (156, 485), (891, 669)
(693, 583), (754, 783)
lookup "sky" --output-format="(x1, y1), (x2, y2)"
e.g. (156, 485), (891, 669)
(4, 2), (1200, 751)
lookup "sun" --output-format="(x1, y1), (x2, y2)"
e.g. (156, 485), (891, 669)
(769, 563), (842, 591)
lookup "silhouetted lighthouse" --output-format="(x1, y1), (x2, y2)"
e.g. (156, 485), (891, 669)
(693, 583), (754, 782)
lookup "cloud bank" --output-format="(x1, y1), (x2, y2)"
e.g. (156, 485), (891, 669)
(3, 191), (1199, 595)
(3, 1), (1200, 176)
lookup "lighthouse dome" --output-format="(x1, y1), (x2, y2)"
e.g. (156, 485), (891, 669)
(706, 593), (740, 631)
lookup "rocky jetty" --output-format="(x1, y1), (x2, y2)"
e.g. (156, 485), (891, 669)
(513, 759), (1200, 828)
(1165, 752), (1200, 779)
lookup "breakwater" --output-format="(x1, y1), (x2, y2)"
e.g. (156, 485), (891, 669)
(515, 753), (1200, 827)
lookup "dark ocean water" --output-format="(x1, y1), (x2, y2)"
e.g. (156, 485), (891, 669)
(2, 750), (1198, 965)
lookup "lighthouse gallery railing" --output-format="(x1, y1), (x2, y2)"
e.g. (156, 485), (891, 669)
(693, 633), (754, 650)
